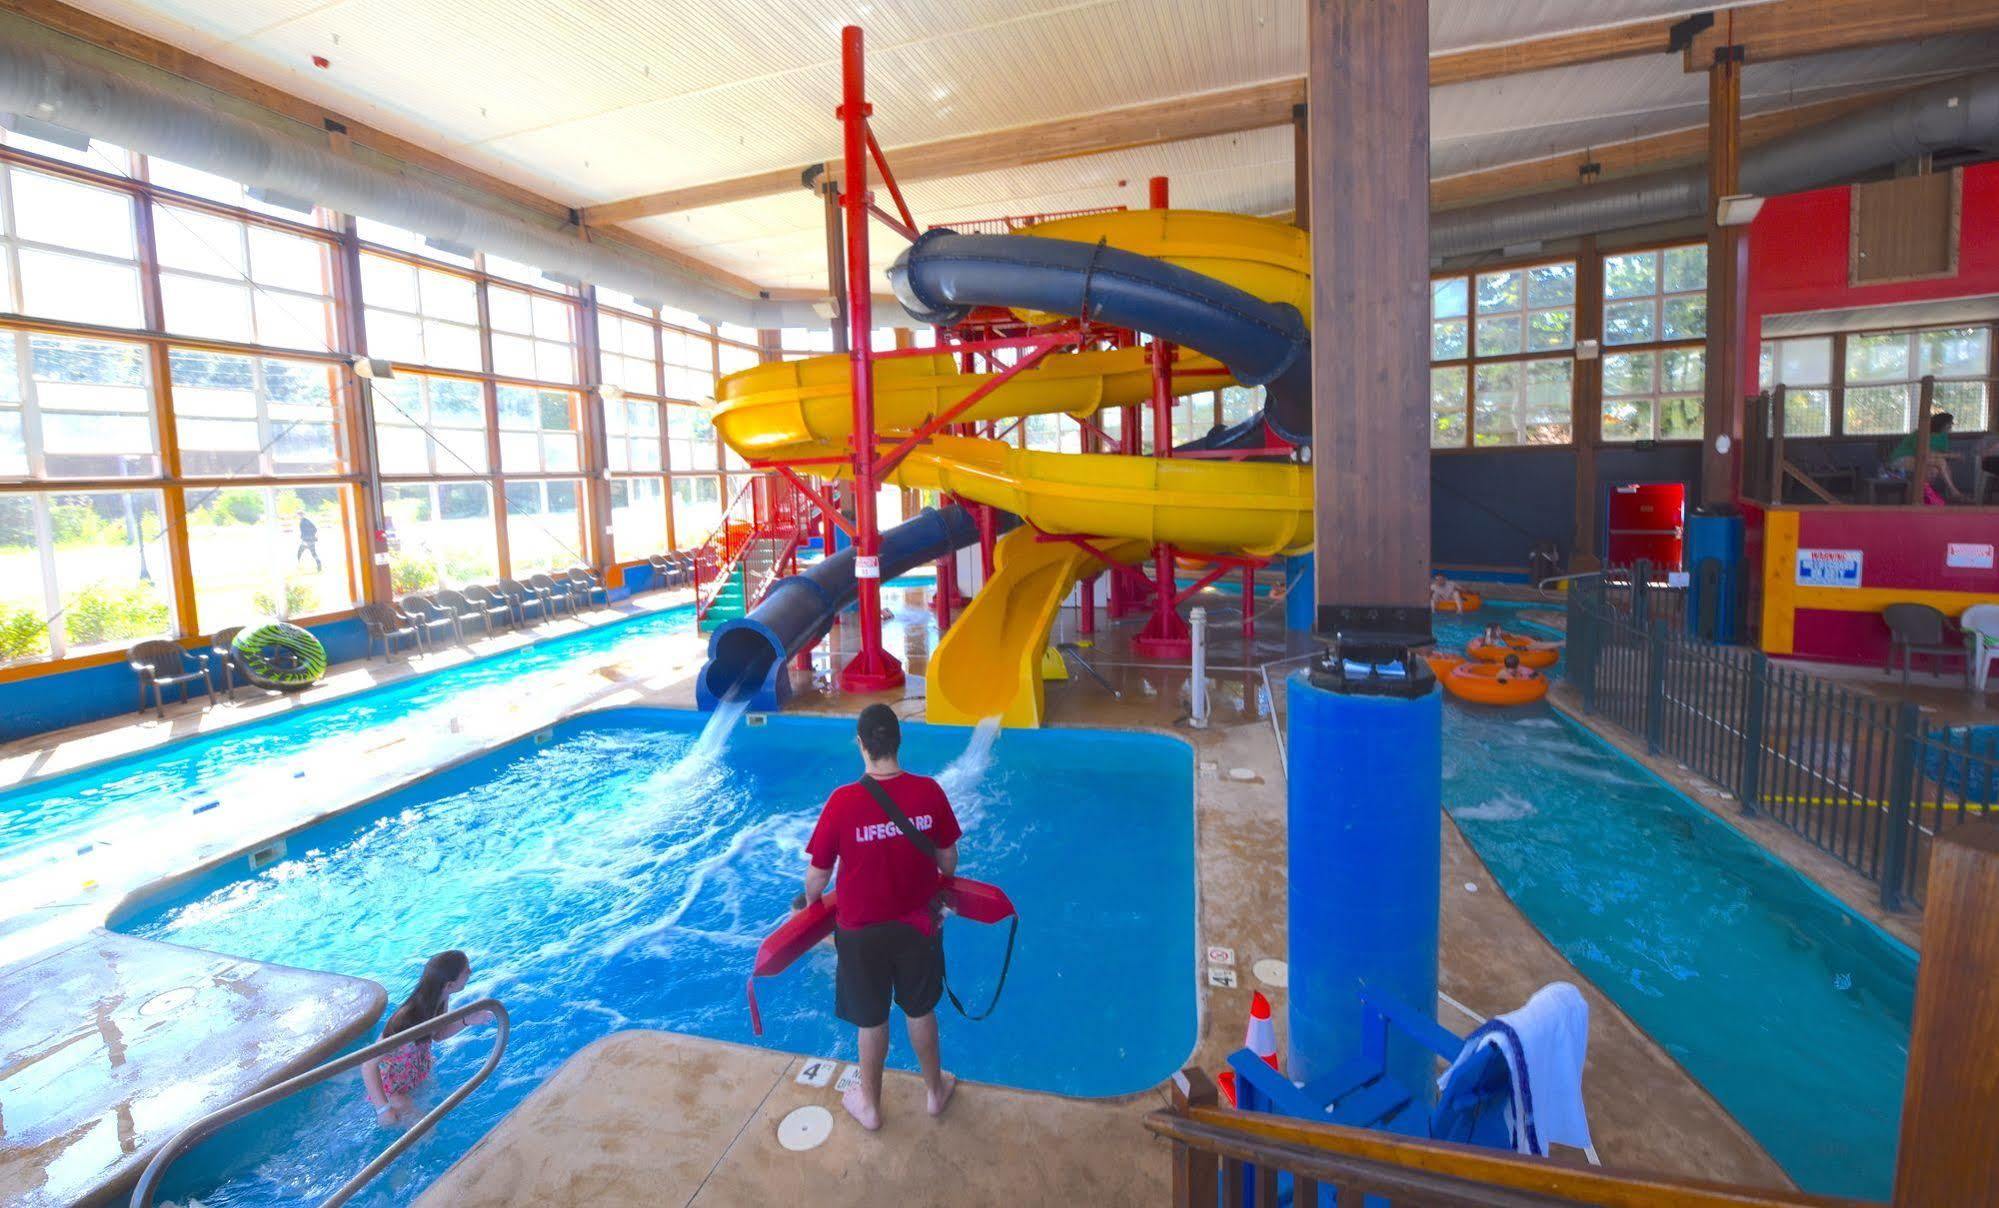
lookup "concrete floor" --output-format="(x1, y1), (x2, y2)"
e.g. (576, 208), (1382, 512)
(0, 931), (383, 1208)
(1, 577), (1794, 1206)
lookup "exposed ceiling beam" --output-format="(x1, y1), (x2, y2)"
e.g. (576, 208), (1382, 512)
(1682, 0), (1999, 69)
(581, 16), (1690, 225)
(1429, 83), (1923, 211)
(8, 0), (768, 296)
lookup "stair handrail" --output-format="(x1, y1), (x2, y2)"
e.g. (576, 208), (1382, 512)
(130, 998), (511, 1208)
(692, 474), (768, 618)
(744, 522), (807, 610)
(1149, 1067), (1871, 1208)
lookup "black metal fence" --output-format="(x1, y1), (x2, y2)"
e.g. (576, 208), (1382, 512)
(1566, 576), (1998, 910)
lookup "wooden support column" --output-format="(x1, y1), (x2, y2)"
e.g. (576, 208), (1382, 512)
(1308, 0), (1432, 645)
(1292, 102), (1310, 231)
(1700, 43), (1746, 508)
(823, 181), (849, 354)
(1571, 236), (1604, 571)
(1893, 823), (1999, 1206)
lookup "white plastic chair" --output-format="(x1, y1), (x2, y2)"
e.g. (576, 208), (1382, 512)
(1964, 603), (1999, 698)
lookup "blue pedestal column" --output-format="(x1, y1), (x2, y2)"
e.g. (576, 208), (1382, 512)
(1285, 668), (1442, 1096)
(1284, 554), (1315, 632)
(1685, 509), (1744, 643)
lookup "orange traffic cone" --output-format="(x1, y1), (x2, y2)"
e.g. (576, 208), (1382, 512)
(1218, 991), (1282, 1107)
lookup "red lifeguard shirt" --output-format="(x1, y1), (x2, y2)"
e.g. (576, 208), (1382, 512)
(806, 772), (962, 935)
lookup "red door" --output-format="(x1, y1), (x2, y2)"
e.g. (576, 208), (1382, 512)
(1606, 482), (1686, 572)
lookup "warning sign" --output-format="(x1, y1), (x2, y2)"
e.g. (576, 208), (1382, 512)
(855, 555), (880, 580)
(1796, 548), (1863, 588)
(1946, 542), (1995, 570)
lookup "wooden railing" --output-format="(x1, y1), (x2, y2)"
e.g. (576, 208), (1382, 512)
(1148, 1069), (1867, 1208)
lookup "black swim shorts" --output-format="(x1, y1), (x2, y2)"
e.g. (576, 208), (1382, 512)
(833, 921), (945, 1028)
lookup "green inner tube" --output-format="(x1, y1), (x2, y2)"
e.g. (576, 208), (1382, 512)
(233, 621), (327, 691)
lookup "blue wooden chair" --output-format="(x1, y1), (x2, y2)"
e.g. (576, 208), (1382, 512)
(1224, 990), (1516, 1206)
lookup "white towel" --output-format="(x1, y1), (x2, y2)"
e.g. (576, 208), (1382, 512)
(1439, 981), (1594, 1157)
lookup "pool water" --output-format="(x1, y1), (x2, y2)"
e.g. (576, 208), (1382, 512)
(117, 707), (1195, 1207)
(0, 603), (694, 857)
(1432, 608), (1914, 1200)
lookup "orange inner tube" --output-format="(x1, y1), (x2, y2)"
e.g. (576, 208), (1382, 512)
(1433, 591), (1482, 613)
(1444, 661), (1549, 706)
(1423, 651), (1466, 680)
(1467, 634), (1559, 669)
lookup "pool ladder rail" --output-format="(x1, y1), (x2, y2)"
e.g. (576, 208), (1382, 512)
(129, 997), (511, 1208)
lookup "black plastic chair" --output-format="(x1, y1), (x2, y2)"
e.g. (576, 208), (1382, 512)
(565, 566), (608, 609)
(461, 584), (515, 632)
(499, 578), (548, 627)
(1884, 602), (1963, 685)
(128, 640), (214, 718)
(358, 603), (421, 661)
(529, 573), (576, 617)
(208, 626), (246, 701)
(400, 594), (461, 649)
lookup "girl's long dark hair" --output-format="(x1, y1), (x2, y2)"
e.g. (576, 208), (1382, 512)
(384, 949), (468, 1039)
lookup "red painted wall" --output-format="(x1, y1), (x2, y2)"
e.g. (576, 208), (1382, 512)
(1741, 163), (1999, 666)
(1742, 161), (1999, 398)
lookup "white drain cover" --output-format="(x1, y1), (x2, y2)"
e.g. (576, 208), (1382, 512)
(1252, 959), (1289, 988)
(778, 1105), (833, 1152)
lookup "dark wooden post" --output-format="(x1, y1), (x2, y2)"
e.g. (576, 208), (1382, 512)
(1700, 44), (1746, 508)
(1292, 102), (1310, 231)
(1909, 375), (1936, 507)
(1307, 0), (1432, 646)
(1571, 235), (1604, 572)
(823, 176), (849, 354)
(1893, 822), (1999, 1205)
(1168, 1068), (1219, 1208)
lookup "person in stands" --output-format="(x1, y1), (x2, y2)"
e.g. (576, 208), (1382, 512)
(1887, 411), (1967, 504)
(802, 703), (963, 1131)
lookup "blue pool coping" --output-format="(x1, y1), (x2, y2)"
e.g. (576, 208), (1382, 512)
(0, 601), (695, 816)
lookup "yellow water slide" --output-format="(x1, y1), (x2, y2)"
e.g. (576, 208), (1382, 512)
(710, 211), (1314, 727)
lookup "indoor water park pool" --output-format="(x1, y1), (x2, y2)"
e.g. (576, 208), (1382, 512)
(0, 603), (693, 859)
(1431, 608), (1915, 1200)
(111, 707), (1196, 1207)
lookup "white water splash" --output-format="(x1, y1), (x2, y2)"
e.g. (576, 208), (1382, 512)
(1455, 790), (1537, 823)
(643, 697), (750, 798)
(937, 717), (1002, 824)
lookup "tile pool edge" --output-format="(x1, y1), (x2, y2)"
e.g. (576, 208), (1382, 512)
(0, 596), (696, 810)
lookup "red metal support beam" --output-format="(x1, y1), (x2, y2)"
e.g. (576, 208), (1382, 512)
(865, 129), (918, 236)
(873, 332), (1079, 479)
(1133, 174), (1193, 660)
(836, 23), (901, 693)
(775, 466), (858, 540)
(866, 201), (919, 244)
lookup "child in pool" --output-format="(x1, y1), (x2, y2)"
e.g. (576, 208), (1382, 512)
(1429, 574), (1466, 610)
(361, 949), (492, 1126)
(1502, 653), (1541, 680)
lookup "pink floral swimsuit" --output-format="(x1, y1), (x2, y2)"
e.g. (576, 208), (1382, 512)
(377, 1040), (433, 1097)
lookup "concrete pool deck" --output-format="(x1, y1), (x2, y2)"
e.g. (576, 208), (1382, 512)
(0, 580), (1791, 1204)
(0, 930), (383, 1208)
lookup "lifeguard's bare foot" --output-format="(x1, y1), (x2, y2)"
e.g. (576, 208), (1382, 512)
(927, 1072), (957, 1117)
(842, 1085), (882, 1131)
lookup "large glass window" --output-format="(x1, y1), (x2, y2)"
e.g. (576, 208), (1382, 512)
(1599, 244), (1708, 443)
(372, 373), (489, 476)
(670, 474), (722, 548)
(381, 481), (498, 592)
(504, 478), (586, 575)
(667, 402), (719, 470)
(1, 165), (144, 327)
(489, 285), (577, 384)
(663, 322), (717, 402)
(1, 332), (159, 479)
(153, 202), (336, 351)
(0, 489), (174, 660)
(610, 476), (669, 561)
(605, 396), (662, 472)
(183, 483), (356, 623)
(1431, 260), (1577, 448)
(360, 253), (482, 372)
(497, 385), (579, 473)
(1845, 326), (1990, 434)
(599, 307), (662, 396)
(1756, 336), (1835, 438)
(170, 349), (344, 477)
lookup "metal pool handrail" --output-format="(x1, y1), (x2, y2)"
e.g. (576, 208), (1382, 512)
(130, 997), (511, 1208)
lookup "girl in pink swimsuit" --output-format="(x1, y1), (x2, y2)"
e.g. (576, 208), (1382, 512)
(361, 949), (492, 1126)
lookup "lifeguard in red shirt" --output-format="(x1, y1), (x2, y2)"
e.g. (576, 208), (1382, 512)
(803, 703), (963, 1131)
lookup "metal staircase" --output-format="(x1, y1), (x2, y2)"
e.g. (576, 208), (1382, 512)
(694, 473), (817, 629)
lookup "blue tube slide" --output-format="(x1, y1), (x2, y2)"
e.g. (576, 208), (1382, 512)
(696, 505), (980, 712)
(890, 230), (1314, 443)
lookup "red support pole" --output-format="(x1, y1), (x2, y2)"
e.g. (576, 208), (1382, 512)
(1133, 175), (1191, 660)
(1242, 563), (1256, 643)
(835, 23), (902, 694)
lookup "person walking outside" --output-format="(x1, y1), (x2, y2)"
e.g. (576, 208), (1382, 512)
(801, 703), (962, 1130)
(296, 513), (322, 572)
